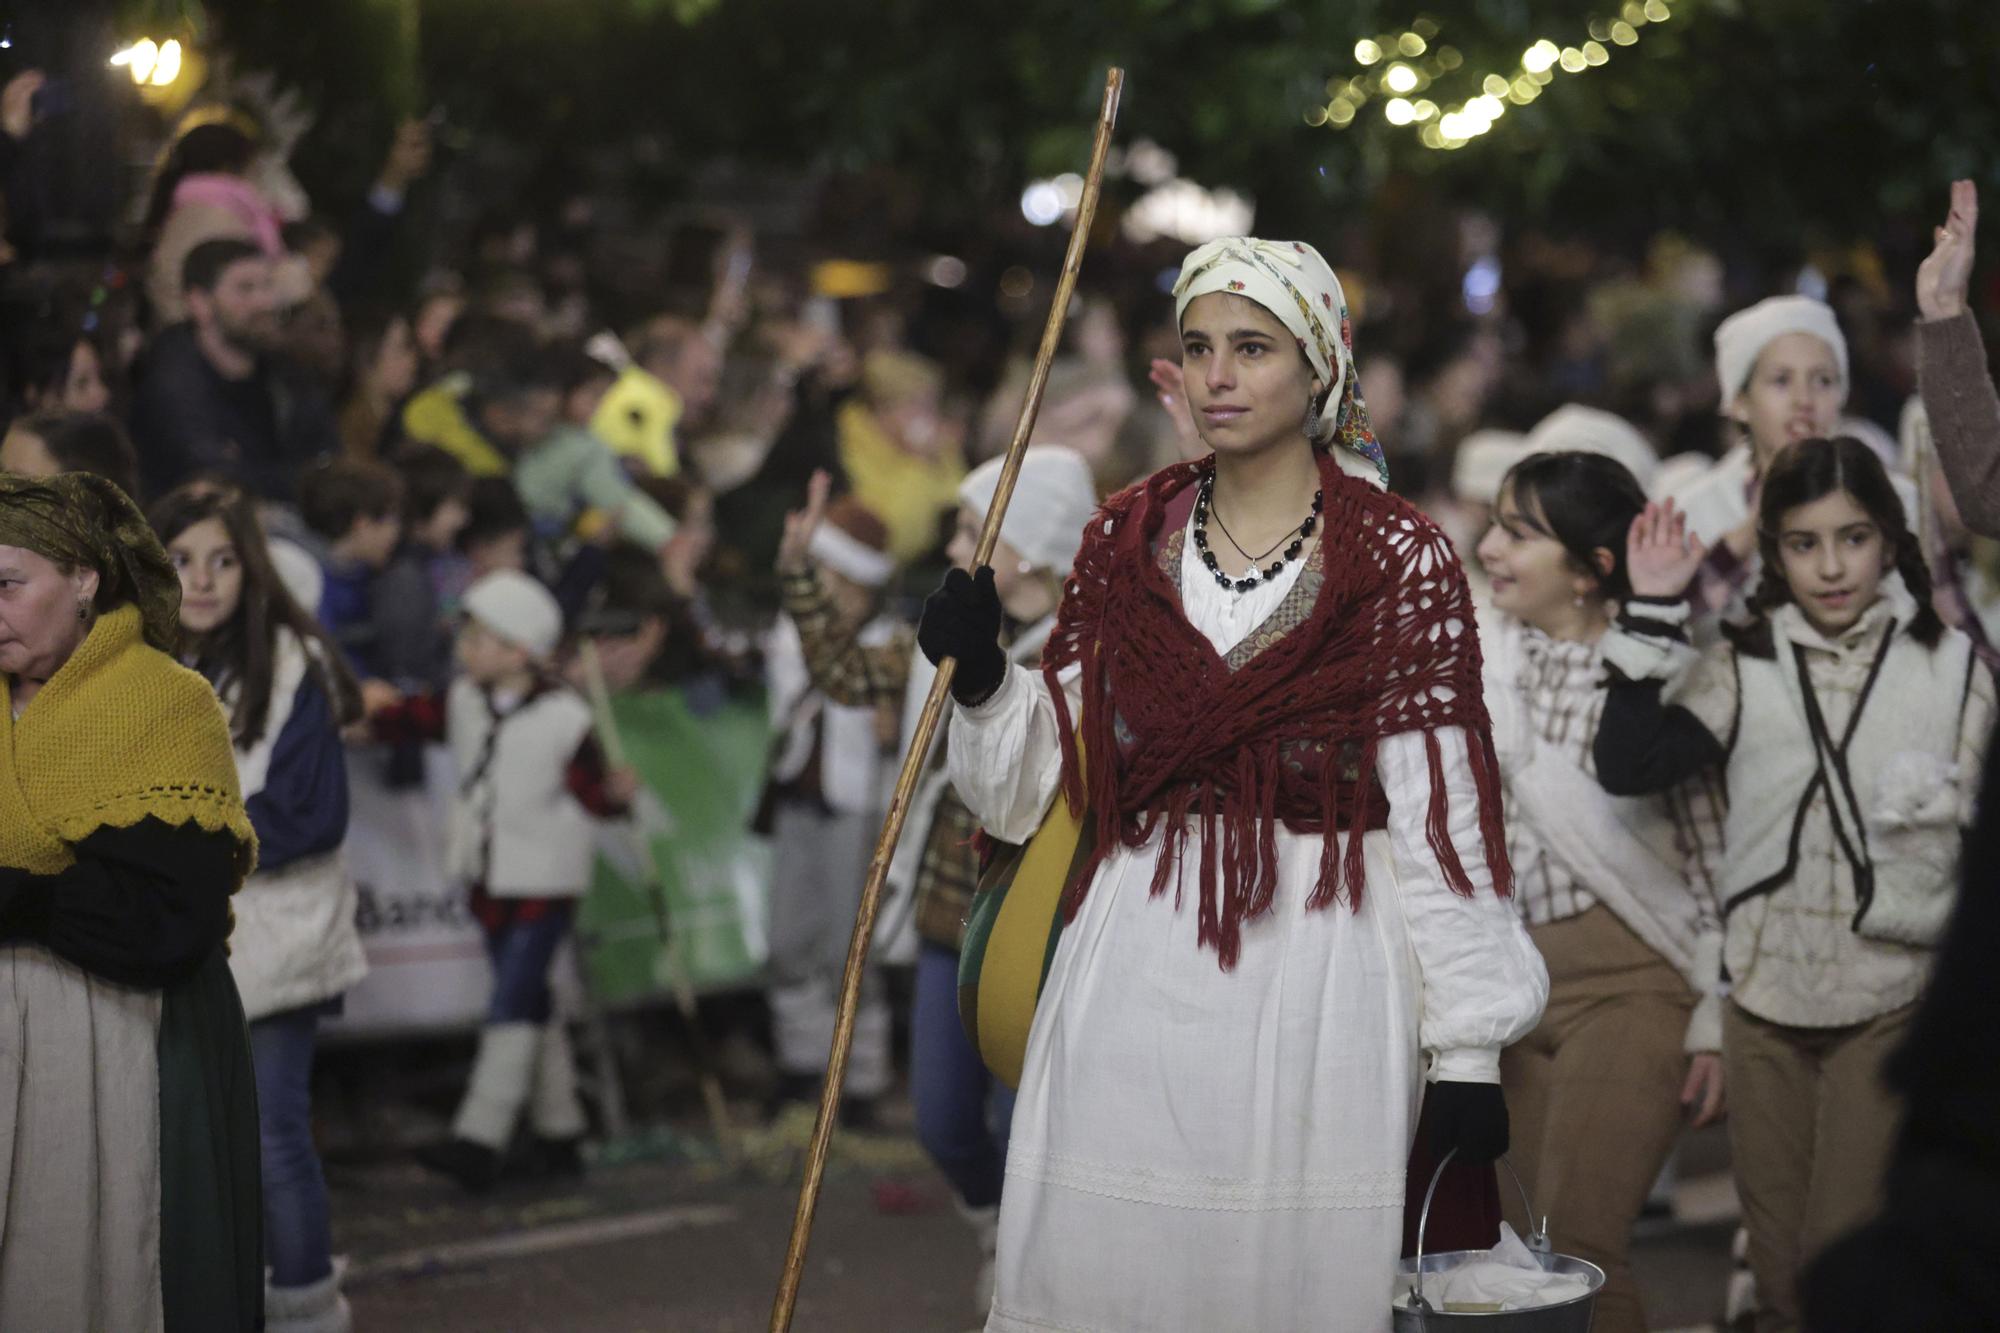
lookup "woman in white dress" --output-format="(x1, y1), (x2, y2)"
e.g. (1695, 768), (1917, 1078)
(918, 237), (1548, 1332)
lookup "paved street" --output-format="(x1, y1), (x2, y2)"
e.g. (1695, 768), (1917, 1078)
(337, 1111), (1742, 1332)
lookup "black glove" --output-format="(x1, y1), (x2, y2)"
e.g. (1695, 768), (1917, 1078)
(1428, 1080), (1509, 1165)
(918, 566), (1006, 706)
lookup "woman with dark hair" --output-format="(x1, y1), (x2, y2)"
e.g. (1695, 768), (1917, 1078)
(6, 316), (112, 417)
(925, 237), (1546, 1330)
(0, 472), (262, 1330)
(151, 488), (368, 1328)
(1474, 449), (1727, 1333)
(2, 410), (143, 501)
(1594, 436), (1994, 1331)
(152, 484), (366, 1332)
(338, 307), (421, 461)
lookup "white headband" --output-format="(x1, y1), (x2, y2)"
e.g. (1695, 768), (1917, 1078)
(808, 524), (894, 588)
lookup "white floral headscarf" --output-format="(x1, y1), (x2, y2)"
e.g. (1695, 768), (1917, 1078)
(1172, 236), (1386, 487)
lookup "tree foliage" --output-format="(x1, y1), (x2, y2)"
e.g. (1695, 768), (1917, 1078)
(192, 0), (2000, 247)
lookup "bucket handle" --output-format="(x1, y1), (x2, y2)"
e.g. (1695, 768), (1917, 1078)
(1408, 1147), (1550, 1323)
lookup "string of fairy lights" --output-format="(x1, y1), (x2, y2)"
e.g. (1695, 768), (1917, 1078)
(1307, 0), (1678, 151)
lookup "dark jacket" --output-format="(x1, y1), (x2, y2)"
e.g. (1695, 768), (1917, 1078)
(131, 323), (340, 502)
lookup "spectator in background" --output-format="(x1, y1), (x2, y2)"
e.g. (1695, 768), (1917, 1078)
(1397, 324), (1504, 498)
(152, 485), (368, 1333)
(517, 343), (682, 557)
(838, 349), (966, 565)
(592, 316), (724, 478)
(402, 319), (562, 477)
(411, 285), (467, 373)
(143, 114), (312, 326)
(6, 317), (113, 417)
(284, 288), (347, 392)
(459, 475), (533, 582)
(132, 239), (340, 501)
(1, 411), (143, 500)
(373, 446), (472, 694)
(296, 459), (404, 671)
(405, 571), (636, 1192)
(338, 308), (422, 460)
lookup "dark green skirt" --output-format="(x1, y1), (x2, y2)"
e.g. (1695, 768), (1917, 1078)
(158, 948), (263, 1332)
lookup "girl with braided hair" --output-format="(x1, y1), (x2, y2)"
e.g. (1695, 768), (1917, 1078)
(920, 238), (1547, 1331)
(1594, 435), (1994, 1332)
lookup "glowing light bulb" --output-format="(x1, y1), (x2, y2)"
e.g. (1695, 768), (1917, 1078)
(151, 39), (183, 86)
(1644, 0), (1670, 19)
(1420, 125), (1445, 149)
(1583, 40), (1609, 65)
(1328, 100), (1356, 126)
(1509, 79), (1539, 104)
(1610, 20), (1639, 45)
(1397, 32), (1426, 56)
(1355, 39), (1383, 65)
(110, 38), (159, 85)
(1522, 41), (1558, 74)
(1412, 99), (1438, 121)
(1437, 47), (1464, 71)
(1385, 97), (1416, 125)
(1305, 104), (1329, 127)
(1559, 47), (1588, 73)
(1384, 63), (1419, 94)
(1483, 74), (1510, 97)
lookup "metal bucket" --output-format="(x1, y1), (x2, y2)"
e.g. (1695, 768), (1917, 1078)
(1391, 1150), (1605, 1332)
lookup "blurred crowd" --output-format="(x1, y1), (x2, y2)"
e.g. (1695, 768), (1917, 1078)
(0, 55), (1991, 1333)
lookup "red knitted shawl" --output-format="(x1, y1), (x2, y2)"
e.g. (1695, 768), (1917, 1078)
(1041, 451), (1512, 968)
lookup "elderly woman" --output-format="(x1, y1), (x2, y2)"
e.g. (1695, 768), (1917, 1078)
(0, 473), (262, 1331)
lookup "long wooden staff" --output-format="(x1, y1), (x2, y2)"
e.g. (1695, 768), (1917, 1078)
(767, 66), (1125, 1332)
(577, 639), (739, 1165)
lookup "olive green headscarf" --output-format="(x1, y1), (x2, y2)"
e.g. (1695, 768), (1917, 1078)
(0, 472), (182, 653)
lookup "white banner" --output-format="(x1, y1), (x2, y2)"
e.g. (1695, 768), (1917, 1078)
(322, 745), (493, 1039)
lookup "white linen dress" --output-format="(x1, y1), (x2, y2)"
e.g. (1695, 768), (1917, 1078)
(951, 517), (1548, 1333)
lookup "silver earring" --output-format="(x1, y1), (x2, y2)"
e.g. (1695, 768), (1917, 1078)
(76, 601), (89, 623)
(1017, 560), (1034, 576)
(1303, 400), (1321, 436)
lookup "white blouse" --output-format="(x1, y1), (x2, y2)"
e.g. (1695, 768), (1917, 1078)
(954, 520), (1546, 1080)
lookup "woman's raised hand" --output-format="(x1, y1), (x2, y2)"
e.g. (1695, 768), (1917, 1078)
(1626, 499), (1708, 600)
(775, 469), (832, 576)
(1917, 180), (1978, 322)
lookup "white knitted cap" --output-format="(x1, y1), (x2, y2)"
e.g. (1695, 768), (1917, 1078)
(1451, 430), (1531, 505)
(464, 570), (564, 661)
(957, 445), (1099, 576)
(1524, 405), (1661, 490)
(1712, 295), (1849, 406)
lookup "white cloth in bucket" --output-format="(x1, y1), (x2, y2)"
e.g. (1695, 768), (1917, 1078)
(1403, 1223), (1594, 1313)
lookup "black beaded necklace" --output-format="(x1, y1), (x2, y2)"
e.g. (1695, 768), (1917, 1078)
(1191, 472), (1323, 593)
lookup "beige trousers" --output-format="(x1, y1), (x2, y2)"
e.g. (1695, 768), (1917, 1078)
(1501, 906), (1693, 1333)
(1723, 999), (1912, 1333)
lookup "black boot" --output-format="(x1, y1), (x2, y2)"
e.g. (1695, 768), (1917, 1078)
(524, 1135), (587, 1180)
(415, 1137), (504, 1193)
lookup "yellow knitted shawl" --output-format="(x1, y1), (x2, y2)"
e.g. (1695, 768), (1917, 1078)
(0, 604), (257, 881)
